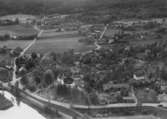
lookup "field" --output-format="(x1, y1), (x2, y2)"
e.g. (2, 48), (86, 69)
(0, 25), (37, 36)
(29, 37), (94, 53)
(0, 30), (95, 54)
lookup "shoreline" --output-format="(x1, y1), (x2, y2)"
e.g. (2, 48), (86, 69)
(0, 94), (13, 110)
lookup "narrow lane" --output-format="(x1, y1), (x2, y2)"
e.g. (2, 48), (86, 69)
(95, 24), (108, 50)
(20, 25), (44, 57)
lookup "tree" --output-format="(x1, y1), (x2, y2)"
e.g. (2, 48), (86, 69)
(31, 52), (37, 59)
(88, 92), (99, 105)
(160, 68), (167, 81)
(0, 68), (11, 82)
(15, 56), (26, 69)
(4, 34), (10, 40)
(0, 46), (8, 54)
(25, 58), (36, 70)
(56, 84), (69, 97)
(15, 18), (19, 24)
(11, 47), (23, 57)
(61, 49), (75, 65)
(43, 69), (54, 86)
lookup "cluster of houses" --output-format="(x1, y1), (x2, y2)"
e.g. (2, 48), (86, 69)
(0, 14), (37, 25)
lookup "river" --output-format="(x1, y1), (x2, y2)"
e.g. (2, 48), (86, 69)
(0, 91), (45, 119)
(0, 91), (161, 119)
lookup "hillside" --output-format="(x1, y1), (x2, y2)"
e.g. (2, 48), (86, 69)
(0, 0), (166, 18)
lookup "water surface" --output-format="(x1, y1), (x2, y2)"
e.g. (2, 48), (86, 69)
(0, 91), (45, 119)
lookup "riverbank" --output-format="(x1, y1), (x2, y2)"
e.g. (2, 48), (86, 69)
(0, 91), (47, 119)
(0, 94), (13, 110)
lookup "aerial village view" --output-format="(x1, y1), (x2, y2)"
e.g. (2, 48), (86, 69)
(1, 0), (167, 119)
